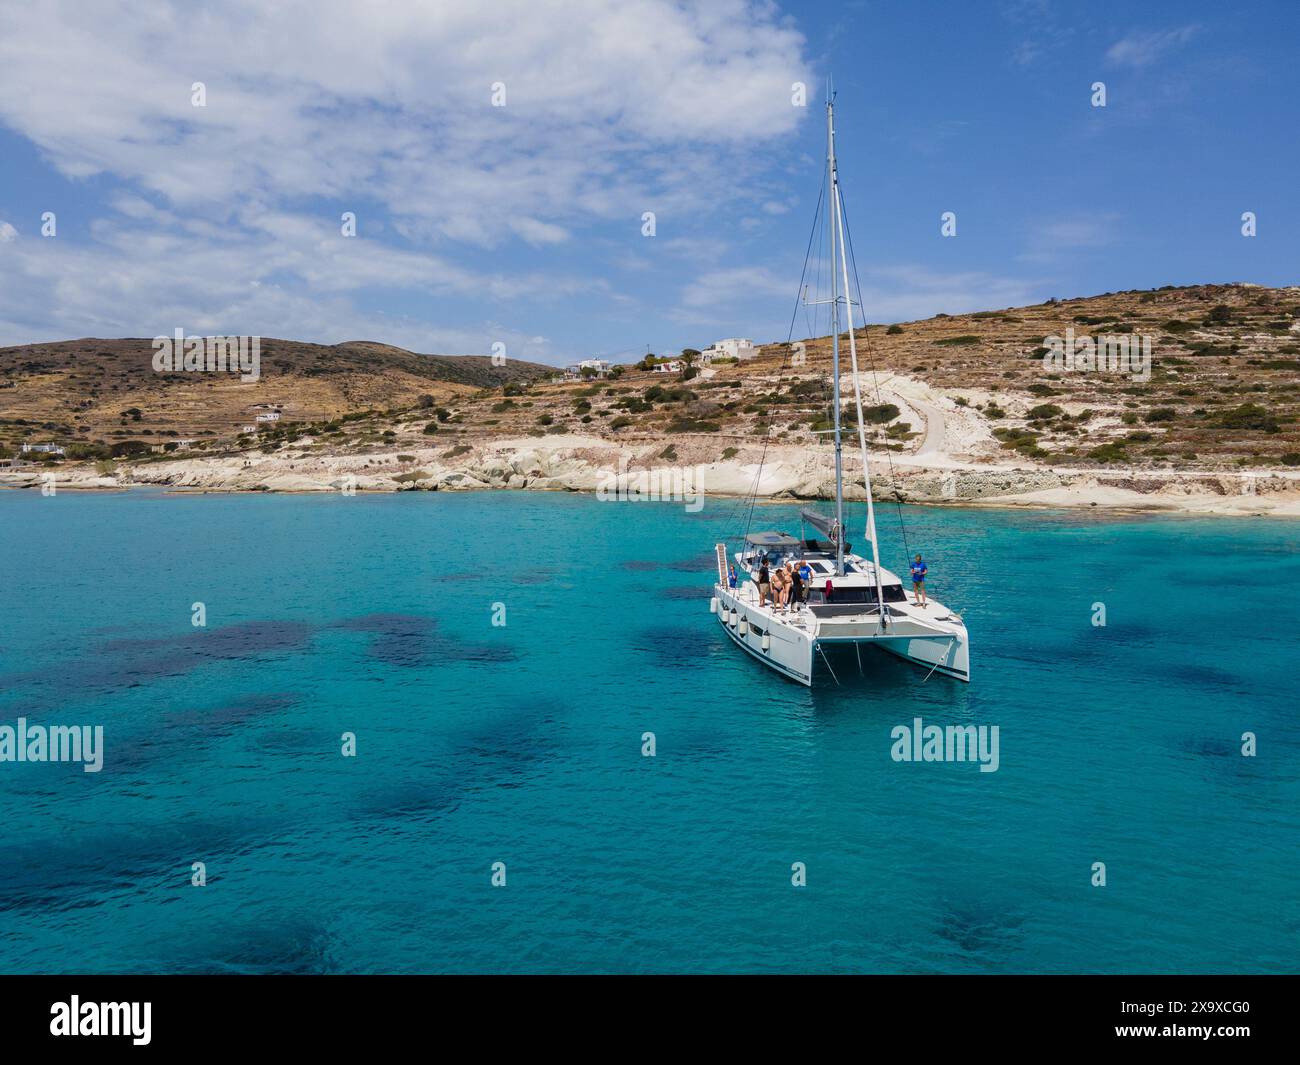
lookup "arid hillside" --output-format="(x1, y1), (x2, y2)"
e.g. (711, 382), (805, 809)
(3, 283), (1298, 477)
(0, 337), (553, 456)
(336, 281), (1298, 473)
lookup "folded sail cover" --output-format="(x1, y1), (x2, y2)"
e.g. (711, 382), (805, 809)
(800, 508), (836, 538)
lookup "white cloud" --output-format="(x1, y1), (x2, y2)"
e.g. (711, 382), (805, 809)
(0, 0), (810, 350)
(1105, 26), (1200, 69)
(0, 216), (598, 361)
(846, 265), (1042, 324)
(1001, 0), (1075, 67)
(0, 0), (810, 245)
(0, 221), (17, 242)
(672, 263), (1041, 333)
(680, 265), (791, 309)
(1019, 212), (1121, 264)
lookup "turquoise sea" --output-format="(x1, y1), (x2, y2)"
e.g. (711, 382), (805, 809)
(0, 489), (1296, 974)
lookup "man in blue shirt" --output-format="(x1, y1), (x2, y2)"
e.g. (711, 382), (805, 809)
(727, 565), (737, 589)
(909, 554), (928, 607)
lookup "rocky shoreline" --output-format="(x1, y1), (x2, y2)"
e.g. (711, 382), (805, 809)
(5, 434), (1299, 517)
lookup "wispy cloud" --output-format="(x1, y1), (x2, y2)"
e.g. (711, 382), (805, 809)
(0, 0), (811, 353)
(1105, 25), (1200, 69)
(1018, 213), (1121, 265)
(670, 262), (1042, 335)
(1001, 0), (1076, 67)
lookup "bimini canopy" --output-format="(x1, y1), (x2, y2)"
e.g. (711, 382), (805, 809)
(744, 531), (802, 549)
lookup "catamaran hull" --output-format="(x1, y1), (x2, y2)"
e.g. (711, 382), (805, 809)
(819, 632), (970, 682)
(714, 586), (969, 686)
(715, 588), (815, 685)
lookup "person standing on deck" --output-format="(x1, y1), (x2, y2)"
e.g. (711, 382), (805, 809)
(728, 565), (738, 590)
(771, 566), (787, 613)
(909, 554), (928, 607)
(789, 562), (804, 609)
(757, 560), (771, 607)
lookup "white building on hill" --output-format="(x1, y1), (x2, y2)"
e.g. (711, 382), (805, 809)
(701, 338), (756, 362)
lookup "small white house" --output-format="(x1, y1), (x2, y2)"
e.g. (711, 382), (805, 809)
(702, 338), (756, 362)
(21, 442), (65, 455)
(256, 411), (281, 423)
(241, 425), (257, 434)
(578, 359), (612, 377)
(651, 360), (682, 374)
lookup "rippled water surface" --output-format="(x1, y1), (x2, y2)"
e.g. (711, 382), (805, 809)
(0, 490), (1296, 973)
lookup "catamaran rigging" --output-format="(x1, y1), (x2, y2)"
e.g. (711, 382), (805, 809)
(710, 94), (971, 686)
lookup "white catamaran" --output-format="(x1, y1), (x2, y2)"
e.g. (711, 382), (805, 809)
(711, 97), (970, 686)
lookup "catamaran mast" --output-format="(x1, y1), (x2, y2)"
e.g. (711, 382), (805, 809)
(827, 97), (887, 620)
(826, 100), (845, 578)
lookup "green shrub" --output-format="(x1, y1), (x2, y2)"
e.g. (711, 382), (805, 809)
(992, 427), (1045, 458)
(645, 385), (696, 404)
(886, 324), (904, 335)
(1217, 403), (1279, 432)
(861, 403), (900, 423)
(423, 422), (439, 434)
(1144, 407), (1177, 423)
(666, 417), (720, 433)
(1089, 441), (1129, 463)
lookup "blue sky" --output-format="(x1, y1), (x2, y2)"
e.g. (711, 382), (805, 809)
(0, 0), (1296, 365)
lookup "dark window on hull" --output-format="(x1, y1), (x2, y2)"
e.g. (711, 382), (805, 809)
(809, 584), (906, 605)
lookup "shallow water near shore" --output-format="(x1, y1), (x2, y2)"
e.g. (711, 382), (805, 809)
(0, 489), (1296, 973)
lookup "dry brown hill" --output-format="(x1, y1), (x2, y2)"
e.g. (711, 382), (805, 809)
(367, 282), (1300, 472)
(4, 284), (1299, 472)
(0, 337), (554, 455)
